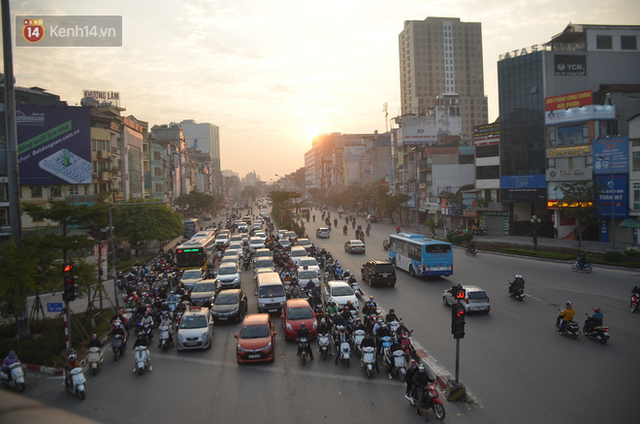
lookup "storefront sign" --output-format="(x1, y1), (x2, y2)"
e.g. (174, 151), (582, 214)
(545, 90), (592, 111)
(547, 145), (591, 157)
(546, 168), (590, 181)
(593, 137), (629, 174)
(545, 104), (615, 125)
(554, 55), (587, 76)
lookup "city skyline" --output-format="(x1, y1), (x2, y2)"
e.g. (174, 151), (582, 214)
(3, 0), (637, 181)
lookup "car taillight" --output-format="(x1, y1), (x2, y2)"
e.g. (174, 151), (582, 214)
(465, 298), (469, 304)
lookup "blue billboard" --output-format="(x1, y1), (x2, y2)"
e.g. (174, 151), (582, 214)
(593, 137), (629, 175)
(500, 174), (546, 189)
(595, 174), (628, 219)
(17, 105), (91, 185)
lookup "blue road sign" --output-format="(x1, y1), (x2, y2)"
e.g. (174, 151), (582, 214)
(47, 302), (64, 313)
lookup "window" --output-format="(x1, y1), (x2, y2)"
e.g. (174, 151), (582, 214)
(408, 243), (421, 261)
(621, 35), (637, 50)
(0, 208), (8, 226)
(597, 35), (612, 49)
(634, 183), (640, 211)
(0, 183), (7, 201)
(30, 186), (43, 198)
(50, 186), (62, 197)
(476, 165), (500, 179)
(69, 185), (79, 195)
(633, 151), (640, 171)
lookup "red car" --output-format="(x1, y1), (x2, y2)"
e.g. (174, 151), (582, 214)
(281, 298), (317, 341)
(234, 314), (277, 363)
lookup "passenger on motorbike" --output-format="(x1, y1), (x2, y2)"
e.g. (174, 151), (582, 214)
(296, 323), (314, 360)
(372, 317), (384, 337)
(405, 360), (419, 404)
(385, 308), (399, 323)
(557, 301), (575, 333)
(412, 364), (435, 409)
(509, 275), (525, 296)
(133, 332), (152, 372)
(360, 332), (379, 372)
(585, 308), (603, 332)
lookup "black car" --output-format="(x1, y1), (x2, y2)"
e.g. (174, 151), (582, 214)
(211, 289), (248, 323)
(361, 260), (396, 287)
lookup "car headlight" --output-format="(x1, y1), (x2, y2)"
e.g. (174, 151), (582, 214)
(286, 322), (292, 331)
(200, 332), (209, 341)
(237, 344), (246, 353)
(264, 342), (272, 351)
(177, 333), (184, 341)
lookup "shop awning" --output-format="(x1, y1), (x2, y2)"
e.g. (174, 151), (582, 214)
(620, 218), (640, 228)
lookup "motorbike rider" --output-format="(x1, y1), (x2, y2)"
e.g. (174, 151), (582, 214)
(509, 275), (525, 296)
(158, 313), (174, 347)
(372, 317), (384, 337)
(360, 332), (379, 372)
(585, 307), (604, 333)
(340, 305), (352, 325)
(405, 359), (419, 404)
(2, 351), (19, 379)
(467, 240), (476, 253)
(557, 301), (575, 333)
(141, 310), (154, 329)
(110, 320), (128, 350)
(133, 331), (152, 372)
(334, 325), (351, 365)
(577, 252), (588, 269)
(88, 333), (102, 349)
(64, 353), (79, 388)
(305, 279), (316, 297)
(412, 364), (435, 409)
(296, 323), (314, 360)
(317, 318), (333, 355)
(396, 321), (410, 338)
(326, 301), (338, 320)
(363, 295), (377, 319)
(385, 308), (399, 323)
(343, 224), (348, 234)
(375, 322), (392, 355)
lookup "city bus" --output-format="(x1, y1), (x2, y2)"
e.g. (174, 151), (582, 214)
(175, 236), (216, 271)
(183, 218), (200, 239)
(388, 232), (453, 277)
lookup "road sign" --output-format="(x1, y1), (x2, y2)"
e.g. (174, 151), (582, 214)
(47, 302), (64, 313)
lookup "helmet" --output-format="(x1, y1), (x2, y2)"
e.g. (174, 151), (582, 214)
(345, 269), (349, 274)
(594, 307), (601, 313)
(320, 318), (326, 324)
(418, 364), (426, 372)
(377, 318), (383, 323)
(369, 295), (374, 300)
(339, 326), (345, 332)
(8, 350), (15, 359)
(399, 321), (404, 327)
(137, 332), (144, 337)
(389, 308), (395, 313)
(566, 301), (572, 306)
(91, 333), (97, 340)
(300, 323), (306, 329)
(68, 354), (76, 362)
(114, 321), (121, 328)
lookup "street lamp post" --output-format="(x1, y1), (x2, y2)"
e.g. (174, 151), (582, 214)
(598, 158), (615, 249)
(530, 215), (541, 251)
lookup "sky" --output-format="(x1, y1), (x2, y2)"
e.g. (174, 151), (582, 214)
(3, 0), (638, 182)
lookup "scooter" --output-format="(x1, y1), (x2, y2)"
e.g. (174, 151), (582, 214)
(343, 226), (348, 235)
(87, 347), (103, 376)
(392, 349), (407, 381)
(387, 320), (400, 334)
(572, 260), (592, 273)
(134, 345), (150, 376)
(412, 382), (446, 420)
(508, 282), (525, 301)
(465, 247), (477, 256)
(556, 315), (580, 339)
(353, 329), (365, 355)
(298, 337), (310, 366)
(361, 346), (376, 378)
(339, 341), (351, 367)
(348, 278), (360, 297)
(583, 315), (610, 344)
(0, 362), (26, 392)
(64, 367), (86, 400)
(112, 334), (127, 361)
(631, 293), (640, 313)
(318, 333), (331, 360)
(159, 325), (173, 351)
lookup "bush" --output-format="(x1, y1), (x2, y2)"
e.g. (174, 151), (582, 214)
(446, 232), (455, 243)
(463, 232), (474, 243)
(452, 234), (465, 245)
(624, 248), (640, 257)
(603, 251), (624, 262)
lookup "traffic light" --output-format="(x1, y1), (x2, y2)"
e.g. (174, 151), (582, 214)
(63, 263), (78, 302)
(451, 304), (466, 339)
(452, 285), (466, 301)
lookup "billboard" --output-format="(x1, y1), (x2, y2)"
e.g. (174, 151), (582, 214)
(545, 90), (592, 111)
(545, 104), (615, 125)
(17, 105), (91, 185)
(595, 174), (628, 218)
(554, 55), (587, 76)
(593, 137), (629, 174)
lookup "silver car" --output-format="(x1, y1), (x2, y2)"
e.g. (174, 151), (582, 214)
(442, 285), (490, 314)
(176, 306), (214, 350)
(217, 263), (241, 289)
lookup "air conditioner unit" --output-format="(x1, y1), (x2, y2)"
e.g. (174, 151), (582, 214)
(102, 171), (111, 181)
(92, 173), (99, 179)
(101, 150), (110, 158)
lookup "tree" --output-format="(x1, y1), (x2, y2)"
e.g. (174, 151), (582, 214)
(384, 193), (411, 224)
(559, 181), (599, 247)
(0, 240), (38, 324)
(307, 188), (327, 205)
(174, 190), (220, 215)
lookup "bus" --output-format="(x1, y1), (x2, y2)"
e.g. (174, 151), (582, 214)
(388, 232), (453, 277)
(183, 218), (200, 239)
(175, 236), (216, 271)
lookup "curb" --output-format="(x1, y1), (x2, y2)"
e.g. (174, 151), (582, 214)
(24, 334), (111, 377)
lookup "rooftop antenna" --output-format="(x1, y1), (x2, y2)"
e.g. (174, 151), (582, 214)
(383, 102), (389, 132)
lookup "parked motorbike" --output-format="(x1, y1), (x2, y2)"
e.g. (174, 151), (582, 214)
(112, 334), (126, 361)
(298, 336), (310, 366)
(64, 367), (86, 400)
(572, 260), (592, 273)
(556, 315), (580, 339)
(412, 382), (446, 419)
(0, 362), (25, 392)
(318, 333), (331, 360)
(630, 293), (640, 313)
(87, 347), (103, 376)
(361, 346), (376, 378)
(159, 325), (173, 351)
(583, 314), (610, 344)
(134, 346), (150, 376)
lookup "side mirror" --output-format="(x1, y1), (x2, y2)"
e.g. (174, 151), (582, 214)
(273, 331), (277, 337)
(234, 334), (238, 339)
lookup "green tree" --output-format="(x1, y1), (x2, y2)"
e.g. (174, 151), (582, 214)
(0, 240), (38, 324)
(384, 193), (411, 224)
(559, 181), (599, 247)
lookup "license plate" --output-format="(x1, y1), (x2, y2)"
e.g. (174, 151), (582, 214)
(247, 354), (261, 359)
(185, 342), (198, 347)
(218, 317), (228, 320)
(268, 308), (278, 312)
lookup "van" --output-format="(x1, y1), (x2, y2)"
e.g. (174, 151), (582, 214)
(256, 272), (286, 313)
(290, 246), (307, 266)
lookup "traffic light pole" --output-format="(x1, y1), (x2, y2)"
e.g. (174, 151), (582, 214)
(455, 329), (460, 384)
(447, 285), (467, 401)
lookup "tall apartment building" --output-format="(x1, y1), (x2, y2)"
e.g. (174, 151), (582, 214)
(399, 17), (488, 142)
(180, 119), (221, 193)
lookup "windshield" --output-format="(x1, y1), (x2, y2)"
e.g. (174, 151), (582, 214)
(240, 324), (269, 339)
(182, 270), (202, 280)
(298, 271), (317, 280)
(214, 293), (239, 305)
(255, 260), (274, 268)
(218, 266), (238, 275)
(259, 285), (284, 298)
(288, 307), (314, 320)
(193, 283), (215, 293)
(332, 286), (354, 296)
(179, 315), (207, 329)
(350, 241), (364, 246)
(300, 259), (317, 267)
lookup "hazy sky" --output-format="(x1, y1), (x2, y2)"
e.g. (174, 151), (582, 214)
(4, 0), (638, 181)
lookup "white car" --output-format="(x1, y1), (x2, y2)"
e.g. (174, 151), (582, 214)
(176, 306), (214, 351)
(297, 256), (321, 277)
(217, 263), (241, 289)
(323, 281), (358, 309)
(255, 231), (267, 242)
(214, 235), (230, 247)
(279, 238), (291, 249)
(236, 222), (248, 233)
(442, 285), (490, 314)
(249, 237), (265, 252)
(180, 269), (204, 290)
(297, 268), (321, 289)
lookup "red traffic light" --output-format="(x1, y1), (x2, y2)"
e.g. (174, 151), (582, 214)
(455, 291), (465, 300)
(455, 308), (465, 317)
(63, 264), (73, 272)
(452, 285), (466, 300)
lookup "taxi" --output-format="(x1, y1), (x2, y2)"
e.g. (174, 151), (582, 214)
(176, 306), (214, 351)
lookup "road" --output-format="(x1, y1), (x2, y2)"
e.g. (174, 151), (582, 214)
(17, 211), (640, 423)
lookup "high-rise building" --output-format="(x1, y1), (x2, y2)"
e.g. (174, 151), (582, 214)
(180, 119), (221, 193)
(399, 17), (488, 142)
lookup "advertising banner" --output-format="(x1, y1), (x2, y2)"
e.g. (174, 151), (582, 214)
(400, 126), (438, 146)
(545, 90), (592, 111)
(593, 137), (629, 174)
(500, 174), (546, 189)
(545, 104), (615, 125)
(595, 174), (628, 218)
(554, 55), (587, 76)
(17, 105), (91, 185)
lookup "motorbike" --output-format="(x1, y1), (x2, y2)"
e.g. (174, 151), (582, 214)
(112, 334), (126, 361)
(387, 320), (400, 334)
(630, 293), (640, 313)
(313, 302), (324, 319)
(353, 329), (365, 355)
(298, 337), (310, 366)
(159, 325), (173, 351)
(348, 278), (360, 296)
(556, 314), (580, 339)
(343, 226), (348, 235)
(318, 333), (331, 360)
(361, 346), (376, 378)
(412, 382), (446, 419)
(87, 347), (103, 376)
(242, 257), (252, 271)
(508, 282), (525, 301)
(338, 340), (351, 367)
(365, 228), (370, 237)
(572, 260), (592, 273)
(399, 330), (414, 359)
(465, 246), (477, 256)
(382, 239), (389, 251)
(391, 349), (407, 381)
(583, 314), (610, 344)
(64, 367), (86, 400)
(0, 362), (26, 392)
(134, 345), (150, 375)
(142, 323), (154, 342)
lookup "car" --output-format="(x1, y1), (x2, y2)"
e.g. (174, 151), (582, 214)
(214, 235), (230, 247)
(230, 235), (243, 245)
(281, 298), (317, 341)
(344, 239), (366, 254)
(235, 314), (277, 363)
(249, 236), (265, 252)
(220, 256), (239, 267)
(442, 285), (490, 314)
(216, 263), (241, 289)
(361, 259), (396, 287)
(236, 222), (248, 233)
(211, 289), (247, 323)
(277, 229), (287, 239)
(252, 222), (262, 231)
(278, 238), (291, 249)
(298, 256), (321, 277)
(296, 268), (321, 290)
(283, 231), (297, 243)
(253, 248), (273, 260)
(180, 269), (204, 290)
(228, 242), (243, 251)
(323, 281), (358, 309)
(203, 214), (212, 220)
(255, 231), (267, 242)
(337, 206), (345, 214)
(242, 215), (252, 224)
(190, 280), (219, 306)
(316, 227), (330, 238)
(296, 238), (314, 252)
(253, 258), (276, 279)
(176, 306), (214, 350)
